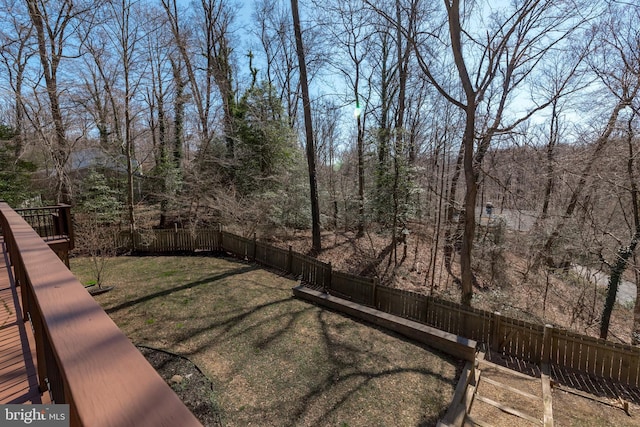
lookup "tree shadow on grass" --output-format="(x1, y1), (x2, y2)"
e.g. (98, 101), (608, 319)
(111, 258), (456, 426)
(285, 309), (456, 426)
(175, 297), (313, 355)
(104, 265), (257, 314)
(153, 273), (310, 354)
(164, 287), (456, 426)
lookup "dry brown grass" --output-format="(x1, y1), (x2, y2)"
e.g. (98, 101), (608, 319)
(71, 255), (458, 427)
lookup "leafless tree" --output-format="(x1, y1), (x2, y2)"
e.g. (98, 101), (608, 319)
(291, 0), (321, 252)
(583, 2), (640, 340)
(314, 0), (375, 237)
(392, 0), (593, 304)
(26, 0), (93, 203)
(161, 0), (235, 159)
(253, 0), (300, 129)
(0, 0), (35, 158)
(98, 0), (149, 232)
(541, 4), (640, 275)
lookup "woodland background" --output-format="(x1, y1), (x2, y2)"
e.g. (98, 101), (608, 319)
(1, 0), (639, 343)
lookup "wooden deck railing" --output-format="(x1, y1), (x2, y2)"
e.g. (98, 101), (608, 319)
(118, 227), (640, 387)
(15, 205), (75, 266)
(0, 203), (201, 427)
(15, 205), (74, 247)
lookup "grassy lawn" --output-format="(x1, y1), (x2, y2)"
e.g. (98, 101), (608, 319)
(72, 255), (459, 427)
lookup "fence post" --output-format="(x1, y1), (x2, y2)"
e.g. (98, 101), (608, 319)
(253, 233), (257, 261)
(491, 311), (503, 353)
(423, 295), (430, 323)
(323, 262), (331, 293)
(372, 278), (378, 309)
(287, 246), (293, 274)
(542, 324), (553, 365)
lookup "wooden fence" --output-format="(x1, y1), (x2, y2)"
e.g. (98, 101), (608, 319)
(116, 228), (221, 253)
(118, 228), (640, 387)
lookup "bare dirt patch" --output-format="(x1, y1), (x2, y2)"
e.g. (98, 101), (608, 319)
(138, 345), (223, 426)
(72, 255), (458, 426)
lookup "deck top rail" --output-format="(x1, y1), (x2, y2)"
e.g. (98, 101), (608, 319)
(0, 202), (201, 427)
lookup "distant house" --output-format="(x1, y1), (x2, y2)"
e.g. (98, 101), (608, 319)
(30, 148), (143, 203)
(68, 148), (143, 201)
(68, 148), (140, 176)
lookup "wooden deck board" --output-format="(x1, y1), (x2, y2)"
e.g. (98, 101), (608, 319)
(0, 238), (50, 405)
(0, 359), (29, 381)
(0, 334), (23, 346)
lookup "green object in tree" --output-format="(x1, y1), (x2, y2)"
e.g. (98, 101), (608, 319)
(0, 124), (37, 206)
(77, 169), (123, 223)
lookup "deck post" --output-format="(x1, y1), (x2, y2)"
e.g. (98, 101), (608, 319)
(19, 263), (30, 321)
(58, 204), (74, 250)
(30, 309), (49, 394)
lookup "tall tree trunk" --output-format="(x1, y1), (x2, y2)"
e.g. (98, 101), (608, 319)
(157, 84), (168, 228)
(446, 0), (477, 305)
(600, 237), (639, 340)
(124, 60), (136, 233)
(541, 99), (559, 219)
(375, 34), (390, 223)
(13, 66), (25, 159)
(356, 112), (365, 237)
(1, 19), (32, 159)
(161, 0), (222, 159)
(633, 252), (640, 344)
(460, 107), (477, 305)
(429, 139), (448, 293)
(172, 59), (185, 173)
(627, 111), (640, 343)
(352, 39), (365, 238)
(114, 0), (139, 233)
(27, 0), (72, 204)
(443, 141), (464, 280)
(601, 106), (640, 340)
(390, 0), (410, 266)
(291, 0), (321, 253)
(158, 57), (185, 228)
